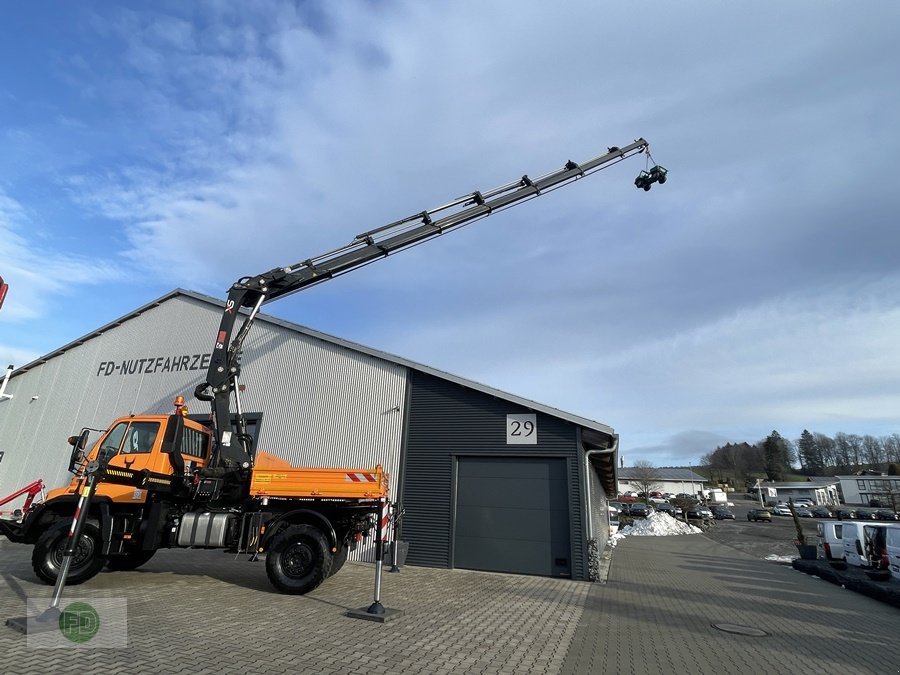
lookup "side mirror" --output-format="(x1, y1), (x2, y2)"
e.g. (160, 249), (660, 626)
(68, 430), (89, 450)
(67, 429), (90, 473)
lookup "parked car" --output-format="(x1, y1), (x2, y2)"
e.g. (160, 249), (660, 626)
(772, 504), (792, 516)
(793, 498), (814, 508)
(711, 506), (735, 520)
(795, 507), (814, 518)
(811, 506), (832, 518)
(833, 508), (856, 520)
(856, 509), (878, 520)
(629, 503), (652, 517)
(684, 508), (704, 520)
(747, 508), (772, 522)
(655, 503), (676, 516)
(875, 509), (899, 521)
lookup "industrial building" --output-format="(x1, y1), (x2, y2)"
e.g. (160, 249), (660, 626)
(0, 289), (618, 580)
(616, 467), (707, 498)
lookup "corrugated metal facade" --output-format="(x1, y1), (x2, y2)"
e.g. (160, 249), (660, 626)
(585, 459), (611, 580)
(402, 370), (587, 580)
(0, 295), (405, 522)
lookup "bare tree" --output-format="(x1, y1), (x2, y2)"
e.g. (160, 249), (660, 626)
(884, 435), (900, 464)
(814, 433), (837, 470)
(862, 435), (884, 468)
(630, 460), (663, 502)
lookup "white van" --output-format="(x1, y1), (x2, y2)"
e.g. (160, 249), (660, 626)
(886, 526), (900, 580)
(842, 522), (867, 567)
(816, 521), (843, 561)
(845, 522), (896, 568)
(863, 524), (896, 571)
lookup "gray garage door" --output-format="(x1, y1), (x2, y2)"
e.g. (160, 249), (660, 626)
(454, 457), (571, 577)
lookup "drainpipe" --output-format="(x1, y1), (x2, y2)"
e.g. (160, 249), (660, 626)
(583, 435), (620, 543)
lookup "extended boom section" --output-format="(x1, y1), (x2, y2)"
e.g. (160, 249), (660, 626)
(197, 139), (651, 469)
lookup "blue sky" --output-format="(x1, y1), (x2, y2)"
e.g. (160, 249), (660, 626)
(2, 2), (899, 466)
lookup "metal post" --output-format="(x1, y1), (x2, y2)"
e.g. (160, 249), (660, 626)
(366, 501), (385, 615)
(6, 461), (102, 633)
(389, 502), (400, 573)
(49, 462), (100, 610)
(345, 498), (403, 623)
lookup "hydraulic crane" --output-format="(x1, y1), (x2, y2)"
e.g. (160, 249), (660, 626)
(1, 138), (664, 603)
(195, 138), (655, 476)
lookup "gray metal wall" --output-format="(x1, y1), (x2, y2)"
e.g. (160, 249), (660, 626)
(585, 460), (611, 580)
(401, 370), (586, 579)
(0, 295), (406, 552)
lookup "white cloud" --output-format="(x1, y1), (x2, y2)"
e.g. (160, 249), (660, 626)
(0, 190), (121, 322)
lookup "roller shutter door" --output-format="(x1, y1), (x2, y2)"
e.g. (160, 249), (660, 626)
(454, 457), (571, 577)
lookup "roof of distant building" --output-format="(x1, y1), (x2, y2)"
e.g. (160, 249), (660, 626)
(618, 467), (706, 482)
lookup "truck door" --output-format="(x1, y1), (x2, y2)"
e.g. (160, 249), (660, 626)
(103, 420), (162, 474)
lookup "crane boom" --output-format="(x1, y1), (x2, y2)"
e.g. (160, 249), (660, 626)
(195, 138), (653, 469)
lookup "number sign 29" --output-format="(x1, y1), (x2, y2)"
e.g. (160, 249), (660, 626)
(506, 414), (537, 445)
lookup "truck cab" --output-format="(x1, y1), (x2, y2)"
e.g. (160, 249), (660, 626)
(50, 413), (212, 507)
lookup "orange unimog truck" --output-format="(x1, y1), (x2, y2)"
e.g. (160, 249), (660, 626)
(0, 140), (660, 595)
(2, 404), (387, 594)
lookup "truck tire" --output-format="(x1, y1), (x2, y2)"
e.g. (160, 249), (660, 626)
(32, 521), (106, 586)
(106, 550), (156, 571)
(265, 524), (333, 594)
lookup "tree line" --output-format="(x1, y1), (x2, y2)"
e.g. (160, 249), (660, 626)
(701, 429), (900, 486)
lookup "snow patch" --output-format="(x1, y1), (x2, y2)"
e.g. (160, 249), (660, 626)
(608, 511), (702, 547)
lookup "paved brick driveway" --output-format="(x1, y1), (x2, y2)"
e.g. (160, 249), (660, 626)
(1, 538), (587, 674)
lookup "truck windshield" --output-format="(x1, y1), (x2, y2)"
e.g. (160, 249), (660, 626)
(99, 423), (128, 459)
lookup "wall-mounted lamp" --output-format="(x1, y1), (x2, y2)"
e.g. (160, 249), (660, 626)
(0, 365), (13, 401)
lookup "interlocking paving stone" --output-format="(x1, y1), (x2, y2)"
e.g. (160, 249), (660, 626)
(4, 533), (900, 674)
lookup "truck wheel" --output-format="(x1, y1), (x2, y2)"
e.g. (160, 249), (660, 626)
(328, 545), (348, 577)
(106, 550), (156, 571)
(32, 521), (105, 586)
(265, 524), (333, 594)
